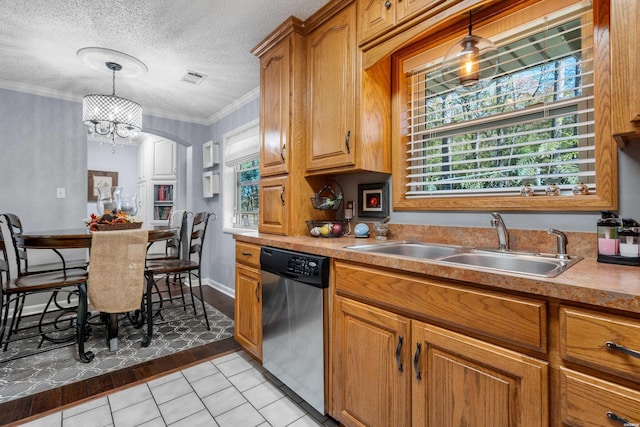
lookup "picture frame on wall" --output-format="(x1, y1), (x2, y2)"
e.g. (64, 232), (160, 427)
(357, 182), (389, 218)
(88, 170), (118, 201)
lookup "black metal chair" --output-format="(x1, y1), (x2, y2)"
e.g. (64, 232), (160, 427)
(0, 224), (90, 362)
(143, 212), (214, 346)
(146, 209), (188, 261)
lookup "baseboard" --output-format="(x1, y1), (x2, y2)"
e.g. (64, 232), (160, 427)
(201, 278), (235, 299)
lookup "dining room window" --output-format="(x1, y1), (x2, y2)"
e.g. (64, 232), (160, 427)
(392, 0), (616, 211)
(234, 158), (259, 228)
(222, 119), (260, 231)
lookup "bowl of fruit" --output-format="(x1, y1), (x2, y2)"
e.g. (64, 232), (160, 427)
(87, 211), (142, 231)
(306, 220), (350, 238)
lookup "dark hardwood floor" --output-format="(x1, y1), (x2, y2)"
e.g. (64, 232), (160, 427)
(0, 286), (239, 426)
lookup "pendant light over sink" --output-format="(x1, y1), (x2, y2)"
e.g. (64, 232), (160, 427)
(441, 10), (498, 92)
(79, 48), (146, 153)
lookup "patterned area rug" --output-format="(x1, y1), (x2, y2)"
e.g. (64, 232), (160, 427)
(0, 301), (234, 403)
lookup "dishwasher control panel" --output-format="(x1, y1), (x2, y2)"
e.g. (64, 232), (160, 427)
(260, 247), (329, 288)
(288, 256), (320, 276)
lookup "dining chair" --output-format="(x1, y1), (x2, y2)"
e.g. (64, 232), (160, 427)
(143, 212), (214, 346)
(146, 209), (188, 261)
(87, 229), (149, 352)
(0, 224), (90, 362)
(0, 213), (89, 347)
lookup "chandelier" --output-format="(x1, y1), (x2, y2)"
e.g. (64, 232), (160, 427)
(82, 61), (142, 151)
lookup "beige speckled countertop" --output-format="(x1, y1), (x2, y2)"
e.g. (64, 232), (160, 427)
(234, 227), (640, 315)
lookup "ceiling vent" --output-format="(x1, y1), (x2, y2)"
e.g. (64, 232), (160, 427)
(180, 70), (208, 85)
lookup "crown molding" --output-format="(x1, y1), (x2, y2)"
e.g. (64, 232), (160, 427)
(207, 86), (260, 125)
(0, 79), (260, 127)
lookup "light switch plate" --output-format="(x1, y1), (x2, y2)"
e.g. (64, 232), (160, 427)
(56, 187), (65, 199)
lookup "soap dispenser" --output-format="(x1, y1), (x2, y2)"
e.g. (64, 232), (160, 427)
(619, 218), (640, 258)
(597, 211), (620, 256)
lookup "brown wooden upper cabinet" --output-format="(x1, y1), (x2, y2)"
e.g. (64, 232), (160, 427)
(259, 39), (291, 177)
(306, 2), (391, 176)
(357, 0), (440, 44)
(306, 5), (358, 173)
(257, 20), (306, 177)
(610, 0), (640, 148)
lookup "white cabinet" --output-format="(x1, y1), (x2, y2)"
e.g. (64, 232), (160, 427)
(151, 139), (177, 180)
(137, 138), (179, 226)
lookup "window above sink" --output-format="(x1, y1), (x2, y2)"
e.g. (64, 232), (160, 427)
(391, 0), (617, 212)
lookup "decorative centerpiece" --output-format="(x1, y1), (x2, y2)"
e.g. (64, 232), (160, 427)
(87, 211), (142, 231)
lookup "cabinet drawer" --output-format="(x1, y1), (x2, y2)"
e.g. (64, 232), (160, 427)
(334, 261), (546, 352)
(235, 242), (261, 268)
(560, 306), (640, 382)
(560, 368), (640, 427)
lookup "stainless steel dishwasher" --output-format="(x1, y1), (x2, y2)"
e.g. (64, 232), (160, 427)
(260, 246), (330, 414)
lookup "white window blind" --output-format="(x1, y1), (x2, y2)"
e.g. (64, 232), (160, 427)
(404, 4), (594, 198)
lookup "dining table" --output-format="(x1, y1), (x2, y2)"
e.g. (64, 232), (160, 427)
(16, 226), (176, 362)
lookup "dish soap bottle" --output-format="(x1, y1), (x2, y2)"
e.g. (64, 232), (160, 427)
(597, 211), (620, 256)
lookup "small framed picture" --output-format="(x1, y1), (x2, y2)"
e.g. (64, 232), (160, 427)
(358, 182), (389, 218)
(88, 170), (118, 201)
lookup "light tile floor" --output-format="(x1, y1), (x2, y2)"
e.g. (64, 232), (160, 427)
(20, 351), (339, 427)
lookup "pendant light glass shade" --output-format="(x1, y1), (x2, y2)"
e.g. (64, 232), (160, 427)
(441, 11), (498, 92)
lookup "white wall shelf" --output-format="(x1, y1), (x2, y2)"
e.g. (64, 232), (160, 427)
(203, 140), (220, 168)
(203, 171), (220, 198)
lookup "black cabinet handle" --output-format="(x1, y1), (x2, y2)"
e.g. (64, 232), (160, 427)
(413, 342), (422, 380)
(255, 282), (260, 302)
(384, 0), (391, 8)
(395, 335), (403, 372)
(241, 251), (252, 256)
(280, 188), (285, 205)
(345, 130), (351, 154)
(281, 142), (286, 162)
(606, 411), (639, 426)
(606, 341), (640, 359)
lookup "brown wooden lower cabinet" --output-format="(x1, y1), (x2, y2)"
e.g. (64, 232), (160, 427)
(332, 295), (548, 427)
(560, 368), (640, 427)
(412, 321), (548, 427)
(234, 261), (262, 361)
(333, 296), (411, 427)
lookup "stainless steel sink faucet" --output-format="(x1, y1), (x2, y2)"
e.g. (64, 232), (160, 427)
(548, 228), (569, 259)
(490, 212), (510, 251)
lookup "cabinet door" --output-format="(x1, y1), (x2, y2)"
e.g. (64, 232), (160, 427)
(333, 297), (411, 427)
(412, 321), (548, 427)
(260, 39), (290, 176)
(396, 0), (440, 23)
(357, 0), (395, 43)
(234, 263), (262, 361)
(307, 4), (357, 172)
(152, 140), (177, 180)
(611, 0), (640, 146)
(258, 175), (288, 235)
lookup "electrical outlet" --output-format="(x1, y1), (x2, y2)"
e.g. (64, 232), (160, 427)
(56, 187), (66, 199)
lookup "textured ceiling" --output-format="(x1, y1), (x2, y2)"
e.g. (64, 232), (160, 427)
(0, 0), (329, 124)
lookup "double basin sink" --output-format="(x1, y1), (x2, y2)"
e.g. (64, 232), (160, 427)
(345, 240), (582, 278)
